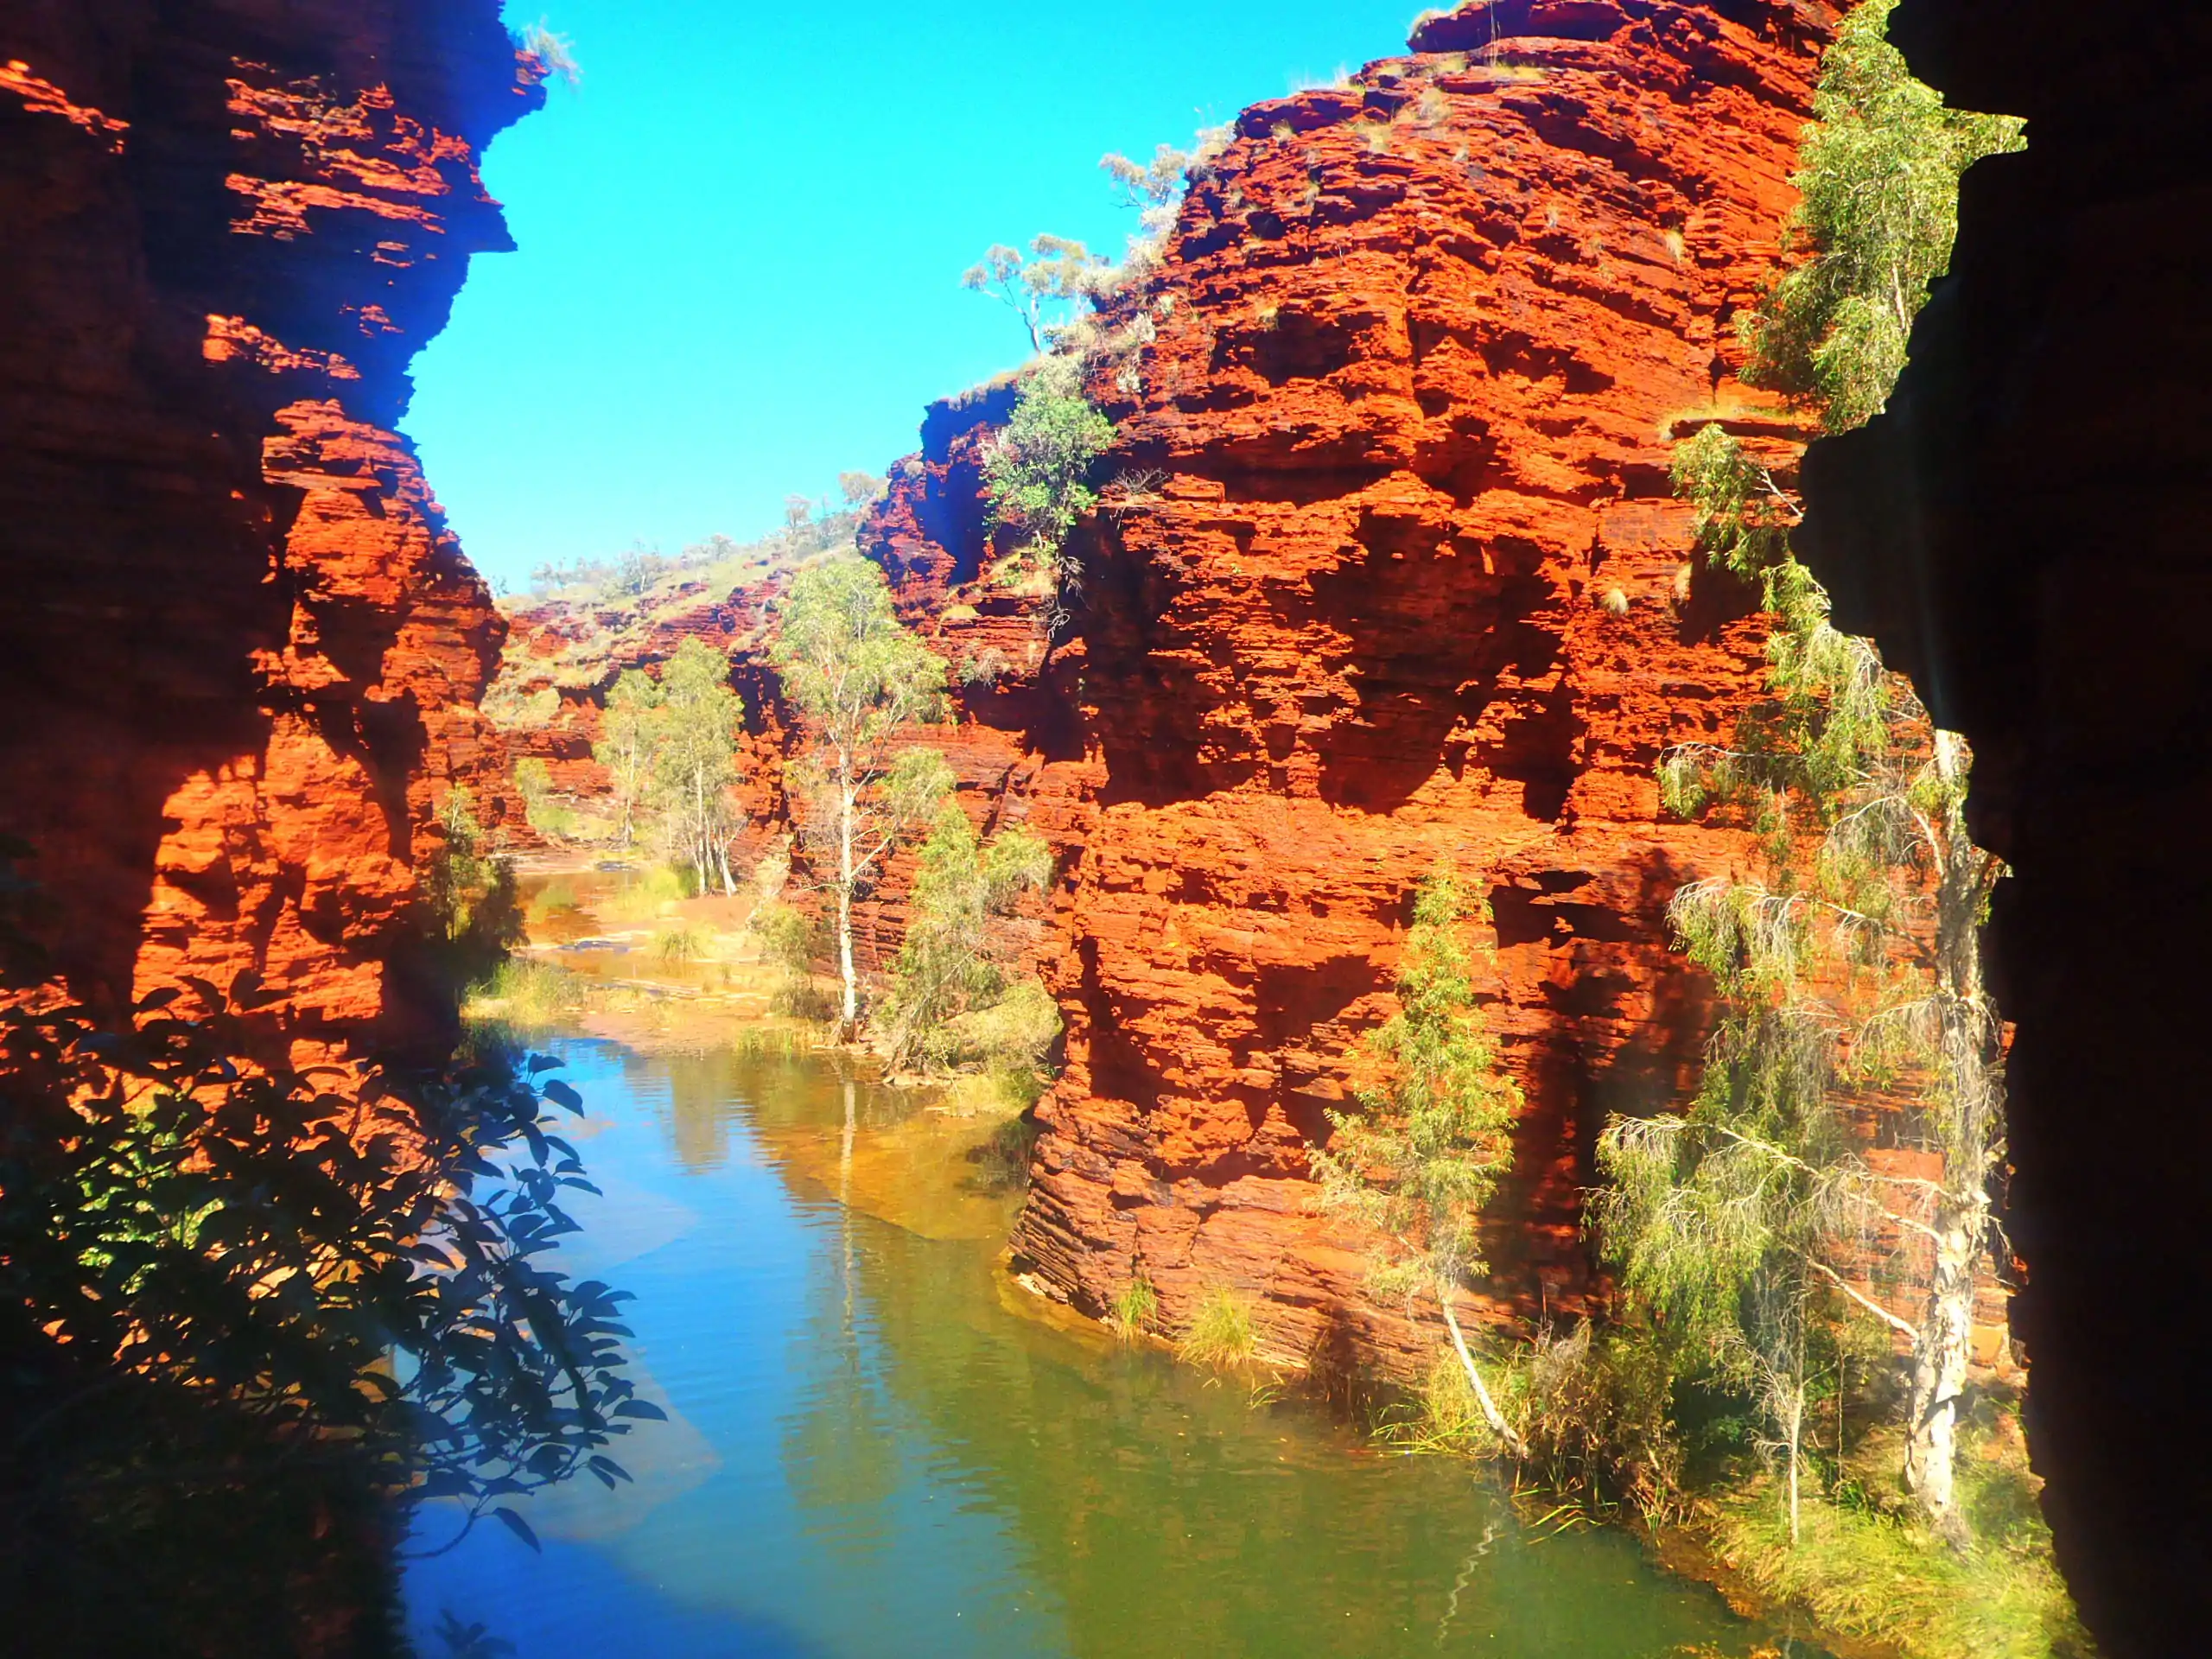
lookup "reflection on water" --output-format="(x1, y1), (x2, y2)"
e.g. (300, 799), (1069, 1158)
(405, 1040), (1818, 1658)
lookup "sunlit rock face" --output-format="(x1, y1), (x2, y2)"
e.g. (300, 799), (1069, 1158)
(979, 0), (1840, 1366)
(1797, 3), (2212, 1650)
(0, 0), (537, 1059)
(524, 0), (1850, 1369)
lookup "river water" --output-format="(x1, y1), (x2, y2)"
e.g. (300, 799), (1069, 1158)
(402, 1037), (1819, 1658)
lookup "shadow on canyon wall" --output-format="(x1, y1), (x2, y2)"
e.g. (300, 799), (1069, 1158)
(1797, 3), (2212, 1652)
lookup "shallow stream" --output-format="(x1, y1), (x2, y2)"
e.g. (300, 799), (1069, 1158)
(401, 1037), (1823, 1658)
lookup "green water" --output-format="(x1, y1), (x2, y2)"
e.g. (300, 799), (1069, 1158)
(404, 1039), (1819, 1657)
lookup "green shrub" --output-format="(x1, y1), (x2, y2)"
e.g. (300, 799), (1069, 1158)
(604, 863), (687, 922)
(753, 900), (837, 1021)
(876, 809), (1055, 1076)
(981, 355), (1114, 582)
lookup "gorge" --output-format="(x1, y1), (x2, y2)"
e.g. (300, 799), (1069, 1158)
(3, 0), (2202, 1654)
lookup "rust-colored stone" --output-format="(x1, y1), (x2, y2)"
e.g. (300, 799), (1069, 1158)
(0, 1), (538, 1060)
(1006, 0), (1840, 1368)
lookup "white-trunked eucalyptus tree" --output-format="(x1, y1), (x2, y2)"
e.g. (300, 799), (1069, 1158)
(770, 554), (951, 1035)
(1601, 427), (2005, 1545)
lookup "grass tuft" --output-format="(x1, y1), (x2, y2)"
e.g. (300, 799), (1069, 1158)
(1175, 1285), (1261, 1371)
(605, 864), (689, 923)
(1109, 1275), (1157, 1344)
(653, 922), (711, 963)
(463, 957), (591, 1033)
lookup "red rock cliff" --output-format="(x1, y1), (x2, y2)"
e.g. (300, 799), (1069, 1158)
(0, 1), (539, 1058)
(477, 3), (1847, 1374)
(1003, 0), (1840, 1370)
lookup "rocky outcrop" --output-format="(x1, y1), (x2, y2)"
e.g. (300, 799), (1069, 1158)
(1007, 0), (1840, 1366)
(0, 1), (538, 1058)
(1796, 3), (2212, 1649)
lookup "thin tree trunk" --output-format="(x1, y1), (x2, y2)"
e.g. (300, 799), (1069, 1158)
(1905, 731), (1999, 1547)
(836, 768), (859, 1035)
(1787, 1389), (1802, 1548)
(1438, 1280), (1522, 1453)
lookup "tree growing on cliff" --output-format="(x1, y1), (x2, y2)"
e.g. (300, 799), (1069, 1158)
(1634, 515), (2006, 1542)
(980, 356), (1115, 632)
(648, 638), (744, 897)
(961, 235), (1115, 355)
(876, 806), (1056, 1082)
(1742, 0), (2022, 431)
(770, 554), (952, 1033)
(1617, 0), (2018, 1544)
(1309, 866), (1525, 1451)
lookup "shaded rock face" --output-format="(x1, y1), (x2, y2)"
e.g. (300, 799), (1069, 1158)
(0, 1), (537, 1058)
(1796, 3), (2212, 1649)
(1001, 0), (1840, 1366)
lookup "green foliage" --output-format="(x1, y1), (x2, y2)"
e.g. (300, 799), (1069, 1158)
(425, 787), (524, 989)
(878, 806), (1055, 1074)
(752, 900), (836, 1022)
(1176, 1286), (1261, 1372)
(1309, 866), (1521, 1300)
(594, 666), (664, 849)
(1741, 0), (2023, 432)
(649, 638), (744, 896)
(1631, 1), (2018, 1551)
(515, 755), (582, 841)
(0, 975), (652, 1643)
(772, 556), (948, 753)
(772, 554), (953, 1027)
(1109, 1274), (1158, 1343)
(1667, 423), (1797, 592)
(1388, 1324), (1685, 1517)
(981, 356), (1115, 591)
(1704, 1463), (2089, 1659)
(604, 861), (690, 922)
(466, 955), (592, 1034)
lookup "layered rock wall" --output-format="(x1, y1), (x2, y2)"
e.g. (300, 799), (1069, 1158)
(1008, 0), (1839, 1367)
(0, 0), (537, 1057)
(480, 2), (1854, 1377)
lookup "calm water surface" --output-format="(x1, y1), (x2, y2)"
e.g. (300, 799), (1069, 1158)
(403, 1039), (1815, 1658)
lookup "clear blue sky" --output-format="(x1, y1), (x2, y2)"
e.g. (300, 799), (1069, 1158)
(403, 0), (1421, 589)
